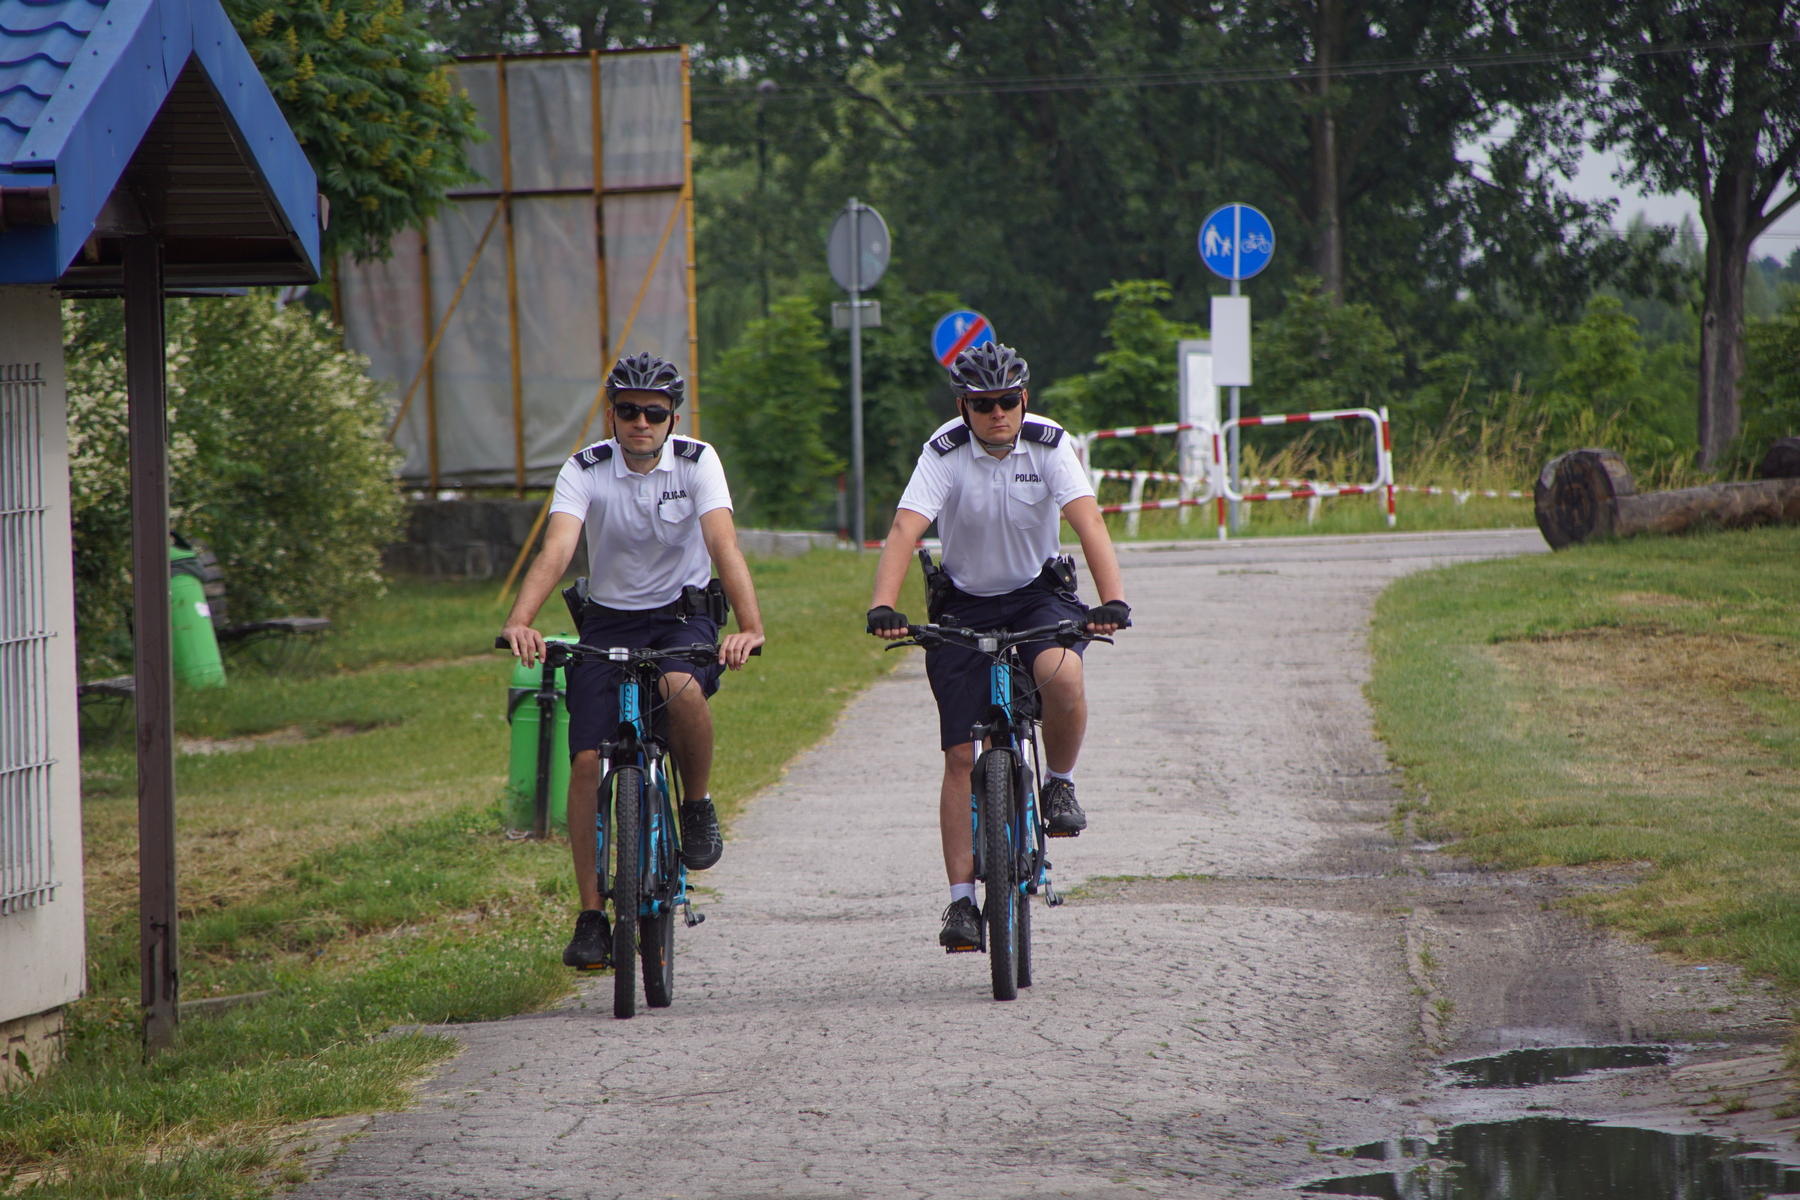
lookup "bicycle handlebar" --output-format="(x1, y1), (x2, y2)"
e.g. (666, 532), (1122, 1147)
(493, 636), (760, 666)
(889, 619), (1111, 653)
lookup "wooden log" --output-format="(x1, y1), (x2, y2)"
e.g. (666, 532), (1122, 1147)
(1533, 448), (1635, 549)
(1761, 436), (1800, 479)
(1535, 447), (1800, 548)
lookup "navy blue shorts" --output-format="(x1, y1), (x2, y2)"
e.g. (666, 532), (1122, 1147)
(924, 584), (1086, 751)
(566, 610), (722, 759)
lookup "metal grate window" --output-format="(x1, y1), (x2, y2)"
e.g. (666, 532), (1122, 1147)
(0, 360), (56, 915)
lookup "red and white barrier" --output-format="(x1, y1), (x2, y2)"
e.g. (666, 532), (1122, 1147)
(1212, 407), (1393, 540)
(1076, 423), (1215, 535)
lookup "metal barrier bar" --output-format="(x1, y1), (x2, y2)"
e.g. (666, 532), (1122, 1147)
(1214, 407), (1390, 540)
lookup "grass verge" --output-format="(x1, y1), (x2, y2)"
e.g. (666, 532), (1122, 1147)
(1368, 524), (1800, 984)
(6, 552), (917, 1198)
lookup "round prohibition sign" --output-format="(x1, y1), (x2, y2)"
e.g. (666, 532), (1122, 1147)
(932, 310), (995, 367)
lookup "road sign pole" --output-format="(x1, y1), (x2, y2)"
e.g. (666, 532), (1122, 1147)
(848, 200), (866, 552)
(1228, 277), (1242, 533)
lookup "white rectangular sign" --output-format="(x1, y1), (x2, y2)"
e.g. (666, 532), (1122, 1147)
(1210, 295), (1252, 386)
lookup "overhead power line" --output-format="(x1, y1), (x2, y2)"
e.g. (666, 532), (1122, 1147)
(693, 31), (1800, 104)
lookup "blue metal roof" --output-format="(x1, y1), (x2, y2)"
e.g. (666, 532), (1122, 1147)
(0, 0), (319, 284)
(0, 0), (107, 164)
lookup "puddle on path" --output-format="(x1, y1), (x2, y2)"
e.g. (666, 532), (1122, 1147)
(1440, 1044), (1672, 1089)
(1301, 1118), (1800, 1199)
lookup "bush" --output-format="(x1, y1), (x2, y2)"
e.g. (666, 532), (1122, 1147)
(66, 293), (404, 676)
(1737, 294), (1800, 472)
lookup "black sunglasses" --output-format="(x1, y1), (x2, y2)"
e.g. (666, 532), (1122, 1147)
(963, 391), (1024, 414)
(614, 401), (673, 425)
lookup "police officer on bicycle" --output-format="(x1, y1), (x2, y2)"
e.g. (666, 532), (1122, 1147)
(501, 352), (766, 969)
(865, 341), (1130, 952)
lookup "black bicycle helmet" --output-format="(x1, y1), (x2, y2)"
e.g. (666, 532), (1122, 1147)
(947, 341), (1029, 395)
(605, 351), (686, 408)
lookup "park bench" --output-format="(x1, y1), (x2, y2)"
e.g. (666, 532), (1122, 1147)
(76, 537), (331, 741)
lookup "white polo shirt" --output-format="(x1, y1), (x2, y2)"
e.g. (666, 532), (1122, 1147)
(896, 415), (1095, 597)
(549, 435), (733, 609)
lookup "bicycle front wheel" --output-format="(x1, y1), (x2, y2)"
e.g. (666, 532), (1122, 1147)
(641, 906), (674, 1008)
(982, 749), (1019, 1002)
(612, 767), (643, 1019)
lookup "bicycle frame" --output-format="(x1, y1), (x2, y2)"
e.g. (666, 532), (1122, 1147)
(969, 645), (1055, 906)
(597, 658), (692, 925)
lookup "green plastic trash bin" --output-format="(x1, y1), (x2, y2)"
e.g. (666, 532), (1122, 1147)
(169, 543), (227, 688)
(506, 635), (575, 836)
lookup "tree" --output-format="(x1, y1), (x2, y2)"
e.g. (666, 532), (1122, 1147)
(1738, 292), (1800, 468)
(1580, 0), (1800, 466)
(709, 295), (846, 528)
(227, 0), (484, 261)
(1040, 280), (1202, 469)
(1253, 277), (1401, 412)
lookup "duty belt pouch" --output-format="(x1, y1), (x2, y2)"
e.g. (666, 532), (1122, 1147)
(562, 577), (590, 629)
(678, 584), (706, 620)
(918, 548), (953, 623)
(704, 577), (730, 625)
(1037, 555), (1079, 601)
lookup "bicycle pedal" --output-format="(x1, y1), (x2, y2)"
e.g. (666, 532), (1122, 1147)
(944, 943), (980, 954)
(1046, 829), (1080, 839)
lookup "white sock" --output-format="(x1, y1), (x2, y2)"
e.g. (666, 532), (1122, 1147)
(1048, 768), (1075, 783)
(949, 882), (977, 905)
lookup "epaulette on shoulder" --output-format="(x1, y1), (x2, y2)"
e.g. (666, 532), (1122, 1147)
(573, 443), (614, 469)
(929, 426), (972, 456)
(672, 438), (706, 462)
(1020, 420), (1064, 448)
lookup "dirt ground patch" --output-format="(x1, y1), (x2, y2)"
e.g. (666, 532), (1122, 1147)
(1489, 626), (1800, 794)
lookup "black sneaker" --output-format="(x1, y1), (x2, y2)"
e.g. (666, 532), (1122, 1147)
(562, 908), (612, 970)
(1042, 777), (1087, 837)
(679, 798), (724, 871)
(939, 897), (983, 953)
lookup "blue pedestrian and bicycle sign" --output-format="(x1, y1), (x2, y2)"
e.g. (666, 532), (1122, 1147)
(932, 310), (995, 367)
(1198, 204), (1275, 281)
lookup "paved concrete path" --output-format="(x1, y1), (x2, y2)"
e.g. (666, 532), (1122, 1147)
(297, 529), (1552, 1200)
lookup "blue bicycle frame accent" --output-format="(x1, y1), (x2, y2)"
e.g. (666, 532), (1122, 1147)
(970, 655), (1048, 898)
(598, 671), (688, 921)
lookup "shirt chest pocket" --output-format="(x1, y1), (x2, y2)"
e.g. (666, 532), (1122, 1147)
(654, 490), (696, 544)
(1006, 472), (1052, 529)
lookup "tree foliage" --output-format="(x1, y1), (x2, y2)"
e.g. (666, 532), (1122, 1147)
(227, 0), (484, 261)
(67, 295), (405, 675)
(709, 294), (845, 528)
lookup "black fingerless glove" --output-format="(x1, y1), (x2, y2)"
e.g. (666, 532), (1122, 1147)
(1084, 600), (1132, 629)
(866, 605), (909, 634)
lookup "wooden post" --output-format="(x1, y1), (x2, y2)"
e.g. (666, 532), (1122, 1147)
(419, 227), (439, 492)
(591, 49), (610, 374)
(680, 46), (699, 438)
(124, 234), (179, 1054)
(497, 54), (526, 497)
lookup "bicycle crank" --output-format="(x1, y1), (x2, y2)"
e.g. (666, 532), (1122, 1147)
(1043, 882), (1063, 907)
(681, 901), (705, 928)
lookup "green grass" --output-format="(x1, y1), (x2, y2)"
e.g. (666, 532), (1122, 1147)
(1368, 524), (1800, 985)
(9, 552), (914, 1198)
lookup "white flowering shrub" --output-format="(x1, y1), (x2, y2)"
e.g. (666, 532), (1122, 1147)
(66, 293), (404, 675)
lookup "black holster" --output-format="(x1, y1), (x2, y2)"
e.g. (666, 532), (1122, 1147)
(919, 548), (954, 623)
(1035, 555), (1079, 601)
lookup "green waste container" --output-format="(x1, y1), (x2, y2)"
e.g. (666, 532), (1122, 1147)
(169, 543), (227, 689)
(506, 635), (575, 836)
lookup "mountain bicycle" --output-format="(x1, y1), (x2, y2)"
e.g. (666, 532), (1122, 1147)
(885, 619), (1112, 1001)
(494, 636), (757, 1018)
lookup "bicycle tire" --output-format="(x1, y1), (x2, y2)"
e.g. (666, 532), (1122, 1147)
(983, 749), (1018, 1002)
(612, 766), (643, 1019)
(1017, 874), (1033, 988)
(641, 907), (674, 1008)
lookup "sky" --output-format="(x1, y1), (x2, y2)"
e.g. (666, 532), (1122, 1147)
(1560, 148), (1800, 264)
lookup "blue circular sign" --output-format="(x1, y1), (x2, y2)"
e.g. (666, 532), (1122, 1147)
(1198, 204), (1275, 281)
(931, 310), (995, 367)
